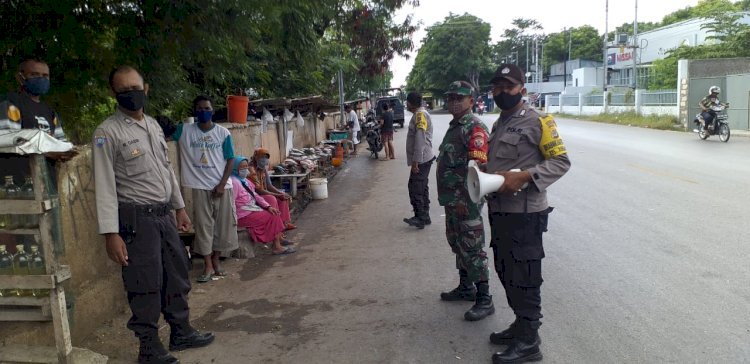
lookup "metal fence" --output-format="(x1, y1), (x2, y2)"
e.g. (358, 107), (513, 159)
(609, 93), (635, 106)
(561, 95), (579, 106)
(641, 90), (678, 106)
(583, 94), (604, 106)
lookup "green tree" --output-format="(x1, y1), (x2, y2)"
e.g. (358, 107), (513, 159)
(406, 13), (491, 94)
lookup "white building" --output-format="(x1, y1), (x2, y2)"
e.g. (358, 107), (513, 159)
(606, 13), (750, 88)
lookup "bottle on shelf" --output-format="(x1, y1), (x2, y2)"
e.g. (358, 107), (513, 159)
(20, 176), (38, 228)
(0, 245), (13, 297)
(28, 245), (48, 297)
(0, 177), (8, 229)
(11, 244), (31, 296)
(4, 176), (21, 230)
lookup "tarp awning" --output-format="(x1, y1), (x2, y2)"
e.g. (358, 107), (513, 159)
(0, 129), (74, 155)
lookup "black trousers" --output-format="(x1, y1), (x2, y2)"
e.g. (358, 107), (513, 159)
(489, 211), (549, 328)
(408, 158), (434, 219)
(119, 204), (192, 338)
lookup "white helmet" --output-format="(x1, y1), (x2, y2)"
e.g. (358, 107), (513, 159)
(709, 86), (721, 94)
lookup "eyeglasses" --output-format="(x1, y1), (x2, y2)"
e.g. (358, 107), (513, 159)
(446, 95), (467, 102)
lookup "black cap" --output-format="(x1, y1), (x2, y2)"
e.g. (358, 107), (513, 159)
(490, 64), (525, 85)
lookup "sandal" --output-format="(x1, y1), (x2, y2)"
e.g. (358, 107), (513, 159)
(197, 273), (212, 283)
(285, 222), (297, 231)
(281, 239), (294, 246)
(272, 247), (297, 255)
(213, 269), (228, 277)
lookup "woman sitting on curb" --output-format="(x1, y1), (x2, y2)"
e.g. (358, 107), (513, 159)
(250, 148), (297, 231)
(231, 156), (296, 255)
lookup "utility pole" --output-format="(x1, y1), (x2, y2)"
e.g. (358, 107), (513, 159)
(603, 0), (609, 91)
(526, 40), (529, 75)
(632, 0), (639, 90)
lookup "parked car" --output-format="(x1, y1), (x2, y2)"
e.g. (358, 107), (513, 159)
(375, 96), (405, 128)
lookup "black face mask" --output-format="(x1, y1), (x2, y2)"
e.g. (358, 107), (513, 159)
(116, 90), (146, 111)
(493, 92), (523, 110)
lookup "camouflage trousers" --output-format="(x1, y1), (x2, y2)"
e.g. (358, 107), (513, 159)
(444, 204), (489, 283)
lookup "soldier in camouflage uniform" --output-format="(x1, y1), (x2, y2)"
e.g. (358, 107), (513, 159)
(436, 81), (494, 321)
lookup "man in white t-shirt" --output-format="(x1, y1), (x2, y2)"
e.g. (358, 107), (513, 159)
(173, 95), (238, 283)
(345, 104), (360, 153)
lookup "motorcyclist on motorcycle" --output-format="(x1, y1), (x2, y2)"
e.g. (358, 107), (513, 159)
(698, 86), (723, 132)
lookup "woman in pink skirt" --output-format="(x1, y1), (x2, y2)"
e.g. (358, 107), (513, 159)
(231, 156), (296, 255)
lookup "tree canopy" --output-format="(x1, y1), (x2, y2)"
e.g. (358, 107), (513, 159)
(405, 13), (491, 95)
(0, 0), (417, 143)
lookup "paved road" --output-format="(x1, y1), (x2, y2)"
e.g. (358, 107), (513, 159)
(89, 112), (750, 363)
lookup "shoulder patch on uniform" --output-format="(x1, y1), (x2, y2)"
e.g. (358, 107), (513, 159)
(538, 115), (566, 159)
(415, 112), (428, 130)
(7, 104), (21, 122)
(94, 134), (107, 147)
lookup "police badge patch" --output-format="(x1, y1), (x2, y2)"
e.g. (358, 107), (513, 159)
(94, 135), (107, 147)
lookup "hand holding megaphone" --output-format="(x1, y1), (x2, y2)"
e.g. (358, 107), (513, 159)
(468, 166), (531, 203)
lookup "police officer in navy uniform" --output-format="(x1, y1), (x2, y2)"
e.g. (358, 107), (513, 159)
(92, 66), (214, 364)
(483, 64), (570, 363)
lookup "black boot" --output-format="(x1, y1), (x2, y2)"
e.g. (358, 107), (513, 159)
(440, 270), (476, 301)
(490, 317), (521, 345)
(492, 321), (542, 363)
(403, 216), (425, 229)
(419, 214), (431, 225)
(464, 281), (495, 321)
(138, 335), (179, 364)
(169, 323), (215, 351)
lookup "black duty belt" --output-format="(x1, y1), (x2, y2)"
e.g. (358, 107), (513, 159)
(121, 203), (171, 216)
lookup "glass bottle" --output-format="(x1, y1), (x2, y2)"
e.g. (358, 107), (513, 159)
(0, 178), (8, 229)
(0, 245), (12, 297)
(28, 245), (48, 297)
(12, 244), (31, 296)
(4, 176), (21, 230)
(20, 176), (38, 228)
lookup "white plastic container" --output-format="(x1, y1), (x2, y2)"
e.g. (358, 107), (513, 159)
(309, 178), (328, 200)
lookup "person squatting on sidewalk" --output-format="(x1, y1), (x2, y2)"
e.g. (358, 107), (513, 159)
(403, 91), (435, 229)
(436, 80), (494, 322)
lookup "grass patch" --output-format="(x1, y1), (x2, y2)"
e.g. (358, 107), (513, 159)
(553, 111), (681, 131)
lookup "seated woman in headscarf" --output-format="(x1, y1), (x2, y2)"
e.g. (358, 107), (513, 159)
(250, 148), (296, 230)
(231, 156), (296, 255)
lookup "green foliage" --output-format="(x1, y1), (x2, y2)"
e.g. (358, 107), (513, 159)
(648, 2), (750, 90)
(0, 0), (416, 144)
(555, 112), (679, 130)
(406, 13), (491, 94)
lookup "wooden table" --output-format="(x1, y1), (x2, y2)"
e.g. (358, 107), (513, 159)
(269, 172), (309, 197)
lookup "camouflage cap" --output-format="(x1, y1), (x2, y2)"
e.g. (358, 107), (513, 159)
(444, 81), (475, 96)
(490, 64), (525, 85)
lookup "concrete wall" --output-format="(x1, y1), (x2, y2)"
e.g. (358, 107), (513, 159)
(0, 113), (338, 348)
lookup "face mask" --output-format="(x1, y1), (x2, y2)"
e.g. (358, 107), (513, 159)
(23, 77), (50, 96)
(194, 110), (213, 123)
(116, 90), (146, 111)
(447, 100), (469, 116)
(493, 92), (523, 110)
(238, 169), (249, 179)
(257, 157), (269, 169)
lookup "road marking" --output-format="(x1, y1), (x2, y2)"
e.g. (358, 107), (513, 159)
(627, 163), (699, 184)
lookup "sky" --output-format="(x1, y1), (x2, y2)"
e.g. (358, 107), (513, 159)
(390, 0), (703, 88)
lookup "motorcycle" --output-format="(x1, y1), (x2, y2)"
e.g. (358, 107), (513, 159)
(693, 103), (730, 142)
(362, 109), (383, 159)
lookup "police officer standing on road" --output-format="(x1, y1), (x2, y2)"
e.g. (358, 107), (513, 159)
(92, 66), (214, 364)
(483, 64), (570, 364)
(403, 91), (435, 229)
(436, 81), (494, 321)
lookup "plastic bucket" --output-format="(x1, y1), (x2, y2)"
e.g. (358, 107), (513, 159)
(309, 178), (328, 200)
(227, 95), (249, 124)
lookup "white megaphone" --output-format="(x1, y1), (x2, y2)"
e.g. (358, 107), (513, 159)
(467, 164), (505, 203)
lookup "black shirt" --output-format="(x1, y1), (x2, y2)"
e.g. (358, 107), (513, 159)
(381, 110), (394, 132)
(2, 91), (57, 134)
